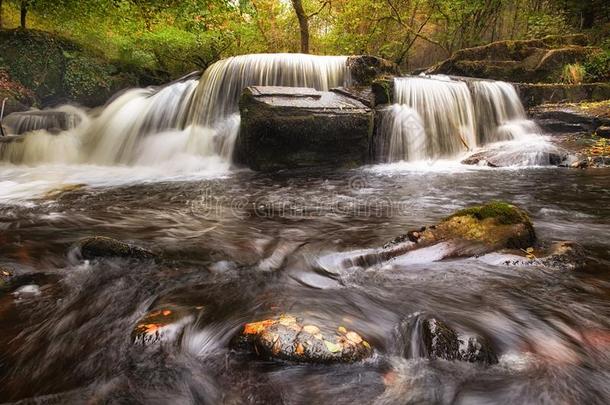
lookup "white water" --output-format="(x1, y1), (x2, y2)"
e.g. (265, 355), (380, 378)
(380, 76), (546, 163)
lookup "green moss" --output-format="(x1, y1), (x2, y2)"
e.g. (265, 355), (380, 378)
(445, 201), (532, 226)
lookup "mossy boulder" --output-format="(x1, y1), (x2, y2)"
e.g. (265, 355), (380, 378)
(76, 236), (157, 261)
(233, 314), (372, 363)
(412, 201), (536, 251)
(347, 55), (401, 86)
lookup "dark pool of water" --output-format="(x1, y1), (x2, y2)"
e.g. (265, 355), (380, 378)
(1, 165), (609, 404)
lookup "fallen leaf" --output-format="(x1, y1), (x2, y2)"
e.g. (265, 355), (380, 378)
(324, 340), (342, 353)
(295, 343), (305, 355)
(346, 331), (363, 344)
(243, 319), (275, 335)
(338, 326), (347, 334)
(303, 325), (320, 335)
(162, 310), (172, 316)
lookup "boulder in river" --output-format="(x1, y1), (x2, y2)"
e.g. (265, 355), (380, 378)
(132, 304), (198, 345)
(402, 315), (498, 365)
(235, 86), (373, 171)
(394, 201), (536, 253)
(233, 314), (372, 363)
(76, 236), (157, 261)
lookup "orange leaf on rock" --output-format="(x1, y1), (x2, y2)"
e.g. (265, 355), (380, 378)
(243, 319), (276, 335)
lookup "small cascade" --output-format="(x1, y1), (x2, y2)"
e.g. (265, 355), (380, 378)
(470, 80), (539, 142)
(380, 75), (541, 163)
(189, 53), (349, 127)
(4, 106), (87, 135)
(382, 76), (477, 161)
(0, 54), (349, 168)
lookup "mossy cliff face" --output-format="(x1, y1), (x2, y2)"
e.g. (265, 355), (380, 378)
(0, 29), (165, 107)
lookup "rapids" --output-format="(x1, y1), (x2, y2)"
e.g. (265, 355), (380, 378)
(0, 166), (609, 403)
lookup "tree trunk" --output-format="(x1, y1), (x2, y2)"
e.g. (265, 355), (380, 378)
(290, 0), (309, 54)
(20, 0), (27, 29)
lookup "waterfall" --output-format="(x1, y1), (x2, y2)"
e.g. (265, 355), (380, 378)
(470, 80), (539, 143)
(0, 54), (349, 167)
(4, 105), (87, 135)
(380, 75), (540, 162)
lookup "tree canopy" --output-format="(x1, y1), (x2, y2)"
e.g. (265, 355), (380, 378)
(0, 0), (608, 76)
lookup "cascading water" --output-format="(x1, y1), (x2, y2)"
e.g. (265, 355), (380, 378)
(0, 54), (349, 168)
(379, 75), (545, 164)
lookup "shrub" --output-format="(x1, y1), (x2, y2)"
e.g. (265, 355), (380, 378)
(584, 50), (610, 82)
(561, 63), (585, 84)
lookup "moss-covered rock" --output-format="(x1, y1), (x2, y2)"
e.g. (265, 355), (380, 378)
(76, 236), (157, 261)
(233, 314), (372, 363)
(415, 201), (536, 250)
(425, 34), (602, 84)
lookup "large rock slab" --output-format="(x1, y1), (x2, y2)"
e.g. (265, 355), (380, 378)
(235, 86), (373, 171)
(424, 34), (600, 83)
(515, 83), (610, 108)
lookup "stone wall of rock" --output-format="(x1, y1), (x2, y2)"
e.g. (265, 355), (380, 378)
(235, 86), (373, 171)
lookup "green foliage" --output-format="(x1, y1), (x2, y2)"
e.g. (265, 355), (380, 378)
(63, 54), (113, 100)
(561, 63), (585, 84)
(527, 12), (572, 39)
(583, 50), (610, 82)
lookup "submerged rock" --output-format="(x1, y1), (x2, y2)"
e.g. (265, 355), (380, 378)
(132, 305), (198, 345)
(235, 86), (373, 171)
(77, 236), (157, 261)
(481, 241), (587, 271)
(233, 314), (372, 363)
(402, 315), (498, 365)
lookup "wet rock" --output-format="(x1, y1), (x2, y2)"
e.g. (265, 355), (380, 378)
(479, 241), (587, 271)
(537, 241), (586, 271)
(416, 201), (535, 251)
(343, 201), (536, 268)
(3, 109), (83, 135)
(77, 236), (157, 261)
(596, 126), (610, 139)
(528, 104), (610, 134)
(233, 314), (372, 363)
(401, 315), (498, 365)
(235, 86), (373, 171)
(422, 318), (460, 361)
(459, 334), (498, 365)
(346, 55), (401, 86)
(461, 146), (573, 167)
(132, 305), (198, 345)
(0, 266), (14, 291)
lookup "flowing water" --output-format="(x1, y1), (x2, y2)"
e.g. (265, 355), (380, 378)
(378, 76), (547, 163)
(0, 165), (609, 404)
(1, 55), (609, 404)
